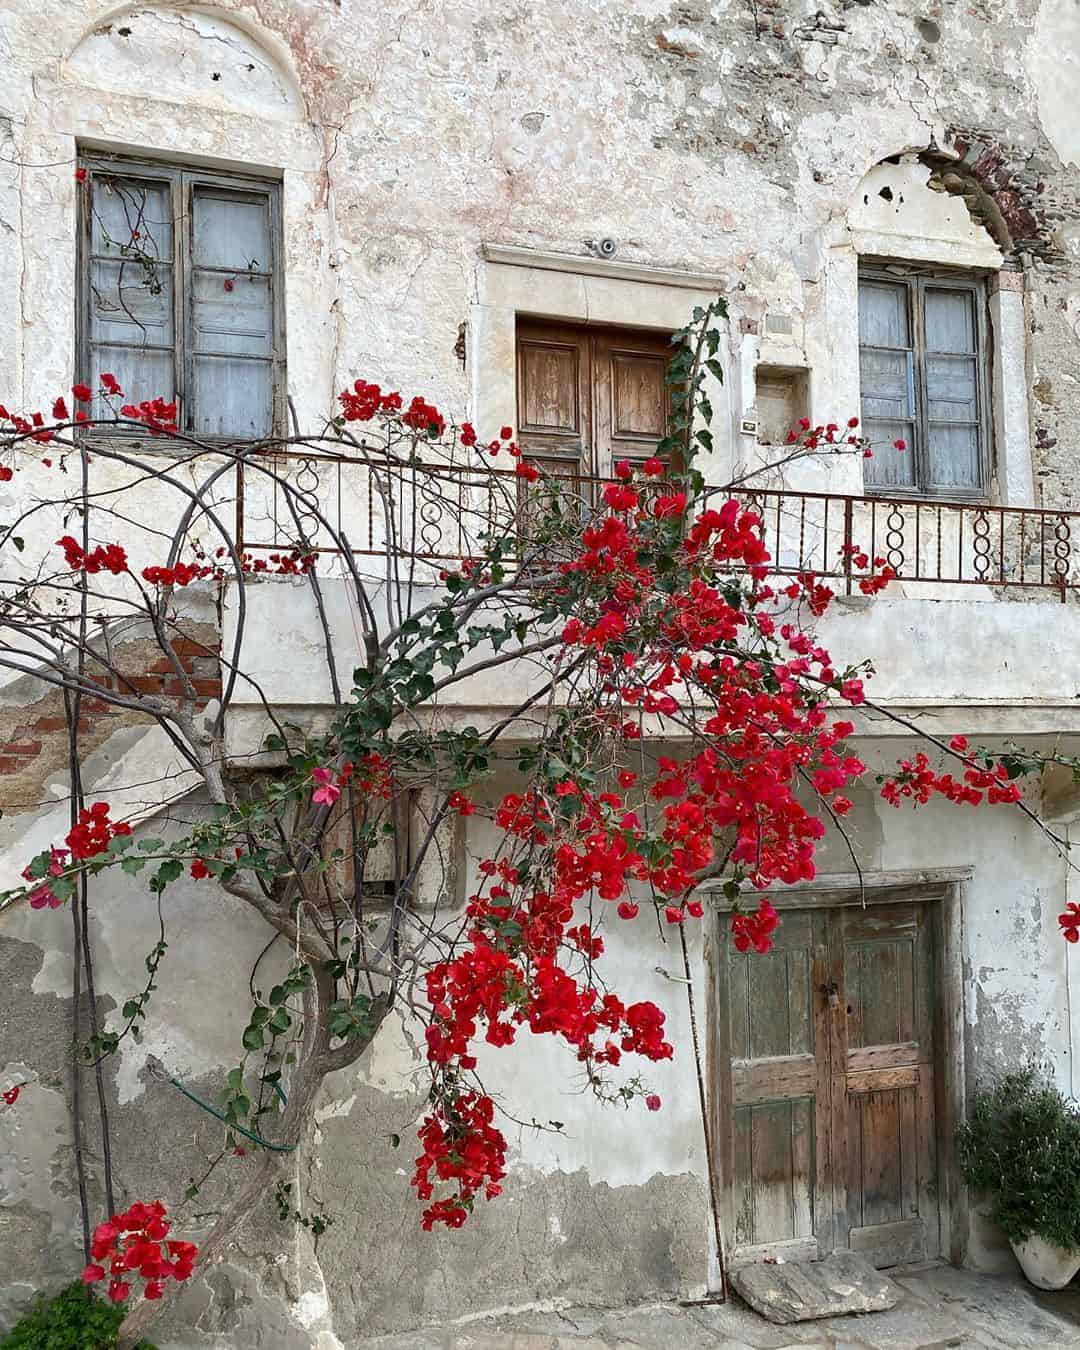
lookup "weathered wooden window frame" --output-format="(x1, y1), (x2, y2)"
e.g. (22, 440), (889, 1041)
(704, 868), (970, 1280)
(859, 264), (992, 503)
(75, 152), (286, 444)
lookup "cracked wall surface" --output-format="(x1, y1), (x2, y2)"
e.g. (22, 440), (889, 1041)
(3, 0), (1080, 1345)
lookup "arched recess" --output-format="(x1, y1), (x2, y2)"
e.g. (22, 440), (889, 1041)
(61, 5), (305, 123)
(844, 150), (1033, 507)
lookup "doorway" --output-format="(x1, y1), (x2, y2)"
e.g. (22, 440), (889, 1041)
(709, 877), (967, 1273)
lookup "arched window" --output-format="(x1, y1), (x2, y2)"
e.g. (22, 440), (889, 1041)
(848, 152), (1031, 506)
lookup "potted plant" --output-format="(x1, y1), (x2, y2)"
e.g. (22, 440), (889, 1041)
(957, 1067), (1080, 1290)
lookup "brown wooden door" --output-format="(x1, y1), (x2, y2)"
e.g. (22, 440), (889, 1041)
(717, 901), (941, 1269)
(724, 910), (830, 1265)
(516, 320), (673, 480)
(835, 902), (939, 1266)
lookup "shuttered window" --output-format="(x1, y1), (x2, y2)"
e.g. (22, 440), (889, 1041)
(78, 156), (284, 440)
(858, 268), (989, 499)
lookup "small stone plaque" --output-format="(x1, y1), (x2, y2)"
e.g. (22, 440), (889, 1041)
(731, 1251), (900, 1325)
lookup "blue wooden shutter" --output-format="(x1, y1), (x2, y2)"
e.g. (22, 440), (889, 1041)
(190, 189), (274, 438)
(923, 287), (982, 491)
(858, 279), (917, 490)
(87, 175), (175, 417)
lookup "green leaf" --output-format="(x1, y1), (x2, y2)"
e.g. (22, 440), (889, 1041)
(227, 1067), (245, 1092)
(242, 1025), (265, 1052)
(155, 859), (183, 885)
(269, 1007), (292, 1035)
(268, 984), (287, 1006)
(121, 855), (148, 876)
(250, 1006), (272, 1028)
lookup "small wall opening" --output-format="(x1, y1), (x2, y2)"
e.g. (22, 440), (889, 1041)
(755, 365), (810, 446)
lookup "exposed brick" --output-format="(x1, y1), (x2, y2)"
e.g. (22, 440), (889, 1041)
(1, 739), (42, 755)
(32, 716), (68, 732)
(129, 676), (166, 694)
(171, 638), (216, 658)
(0, 756), (21, 773)
(191, 678), (222, 698)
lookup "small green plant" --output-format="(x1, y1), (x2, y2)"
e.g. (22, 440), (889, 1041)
(0, 1281), (156, 1349)
(957, 1066), (1080, 1249)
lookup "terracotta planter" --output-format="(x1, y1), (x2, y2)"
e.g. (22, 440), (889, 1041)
(1010, 1235), (1080, 1290)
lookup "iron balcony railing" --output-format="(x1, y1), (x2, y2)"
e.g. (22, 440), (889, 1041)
(234, 452), (1080, 598)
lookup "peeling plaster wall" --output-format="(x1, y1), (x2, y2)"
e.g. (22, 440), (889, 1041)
(3, 0), (1080, 1344)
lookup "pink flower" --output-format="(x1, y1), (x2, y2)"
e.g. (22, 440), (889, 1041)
(645, 1094), (662, 1112)
(311, 766), (341, 806)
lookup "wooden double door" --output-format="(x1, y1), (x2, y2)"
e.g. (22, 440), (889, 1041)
(714, 901), (944, 1269)
(515, 319), (674, 480)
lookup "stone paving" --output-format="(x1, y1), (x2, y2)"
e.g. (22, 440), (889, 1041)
(362, 1263), (1080, 1349)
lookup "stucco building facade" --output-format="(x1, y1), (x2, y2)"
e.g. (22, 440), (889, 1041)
(4, 1), (1080, 1345)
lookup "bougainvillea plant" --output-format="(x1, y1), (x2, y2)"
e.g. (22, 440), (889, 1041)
(0, 298), (1070, 1346)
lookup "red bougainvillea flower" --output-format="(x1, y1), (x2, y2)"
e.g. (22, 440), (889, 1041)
(311, 766), (341, 806)
(75, 167), (87, 182)
(2, 1086), (20, 1105)
(57, 537), (128, 575)
(83, 1201), (197, 1304)
(645, 1094), (662, 1112)
(1060, 903), (1080, 944)
(67, 803), (130, 861)
(731, 900), (780, 954)
(100, 372), (123, 396)
(190, 859), (210, 880)
(72, 383), (93, 402)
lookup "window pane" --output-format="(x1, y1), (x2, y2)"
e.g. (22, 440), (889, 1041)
(926, 290), (981, 488)
(192, 190), (271, 271)
(89, 348), (174, 419)
(90, 259), (174, 347)
(90, 177), (172, 262)
(929, 424), (980, 489)
(925, 288), (975, 354)
(927, 354), (977, 413)
(863, 420), (916, 487)
(193, 356), (271, 439)
(859, 294), (916, 488)
(193, 273), (272, 357)
(859, 281), (910, 348)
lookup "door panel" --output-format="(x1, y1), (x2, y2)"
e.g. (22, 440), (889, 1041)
(726, 912), (831, 1261)
(718, 899), (942, 1269)
(516, 324), (591, 477)
(840, 902), (938, 1265)
(733, 1099), (816, 1249)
